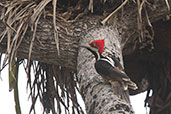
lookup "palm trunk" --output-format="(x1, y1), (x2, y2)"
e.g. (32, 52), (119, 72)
(77, 26), (134, 114)
(0, 0), (170, 114)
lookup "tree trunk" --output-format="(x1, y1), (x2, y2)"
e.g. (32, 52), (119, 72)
(77, 25), (135, 114)
(0, 1), (170, 70)
(0, 0), (171, 114)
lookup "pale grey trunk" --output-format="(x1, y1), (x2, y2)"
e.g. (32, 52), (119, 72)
(77, 26), (134, 114)
(0, 1), (170, 113)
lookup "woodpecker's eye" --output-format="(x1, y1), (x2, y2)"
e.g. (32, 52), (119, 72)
(91, 43), (96, 47)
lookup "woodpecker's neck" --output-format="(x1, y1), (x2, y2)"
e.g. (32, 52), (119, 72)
(99, 56), (115, 67)
(88, 49), (101, 60)
(91, 50), (122, 70)
(92, 51), (115, 68)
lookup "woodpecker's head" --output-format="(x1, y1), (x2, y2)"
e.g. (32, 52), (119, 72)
(80, 39), (104, 60)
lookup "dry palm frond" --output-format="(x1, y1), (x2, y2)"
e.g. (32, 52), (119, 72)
(30, 0), (51, 24)
(0, 0), (36, 69)
(101, 0), (128, 25)
(27, 11), (41, 75)
(25, 62), (83, 114)
(0, 0), (84, 114)
(0, 0), (170, 114)
(137, 0), (145, 42)
(88, 0), (93, 13)
(165, 0), (170, 11)
(53, 0), (60, 56)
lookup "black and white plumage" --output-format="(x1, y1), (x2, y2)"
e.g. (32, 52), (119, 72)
(80, 39), (137, 102)
(95, 56), (137, 90)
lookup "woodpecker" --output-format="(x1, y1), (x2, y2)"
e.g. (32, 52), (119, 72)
(80, 39), (137, 91)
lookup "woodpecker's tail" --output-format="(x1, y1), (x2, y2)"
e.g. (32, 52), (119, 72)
(122, 78), (138, 90)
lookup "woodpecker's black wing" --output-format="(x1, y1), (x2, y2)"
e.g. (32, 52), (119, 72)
(94, 58), (137, 90)
(95, 59), (129, 81)
(111, 56), (124, 71)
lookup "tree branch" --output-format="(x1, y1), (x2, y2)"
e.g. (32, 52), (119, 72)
(0, 1), (170, 71)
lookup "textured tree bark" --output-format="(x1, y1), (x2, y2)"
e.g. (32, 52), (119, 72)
(0, 18), (79, 70)
(77, 26), (134, 114)
(0, 1), (171, 114)
(0, 1), (170, 71)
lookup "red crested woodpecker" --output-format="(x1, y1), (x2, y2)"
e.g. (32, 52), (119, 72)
(80, 39), (137, 91)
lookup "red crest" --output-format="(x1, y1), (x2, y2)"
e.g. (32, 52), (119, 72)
(89, 39), (104, 54)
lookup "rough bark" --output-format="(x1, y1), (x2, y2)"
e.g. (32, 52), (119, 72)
(0, 18), (79, 70)
(77, 26), (134, 114)
(0, 1), (171, 114)
(0, 1), (170, 70)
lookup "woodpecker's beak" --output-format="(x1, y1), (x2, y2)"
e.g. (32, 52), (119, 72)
(79, 44), (91, 49)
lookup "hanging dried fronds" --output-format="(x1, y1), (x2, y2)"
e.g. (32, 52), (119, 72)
(165, 0), (170, 11)
(27, 11), (41, 74)
(0, 0), (84, 114)
(88, 0), (93, 13)
(137, 0), (145, 42)
(53, 0), (60, 56)
(0, 0), (170, 114)
(25, 62), (83, 114)
(101, 0), (128, 25)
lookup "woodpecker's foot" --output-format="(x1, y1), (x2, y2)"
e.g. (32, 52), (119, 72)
(103, 78), (110, 84)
